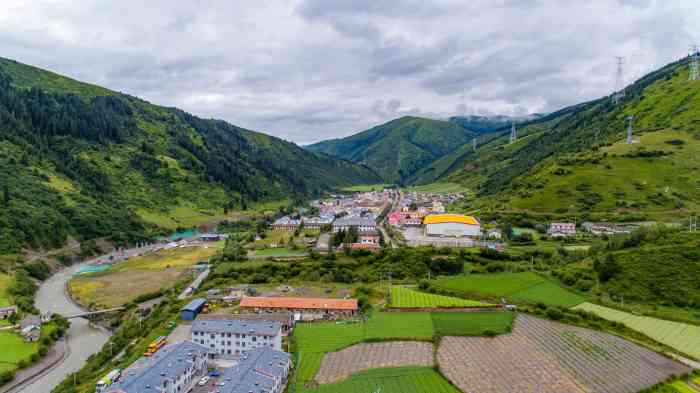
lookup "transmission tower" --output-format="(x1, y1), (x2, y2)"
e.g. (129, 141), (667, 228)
(626, 115), (634, 144)
(613, 56), (625, 104)
(509, 121), (517, 144)
(689, 45), (699, 81)
(690, 216), (698, 232)
(472, 137), (477, 151)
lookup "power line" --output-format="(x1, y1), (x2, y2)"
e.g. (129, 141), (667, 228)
(689, 45), (699, 81)
(613, 56), (625, 104)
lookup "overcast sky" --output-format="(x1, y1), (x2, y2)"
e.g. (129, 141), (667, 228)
(1, 1), (698, 144)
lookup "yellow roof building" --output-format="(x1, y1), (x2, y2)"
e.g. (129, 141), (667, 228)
(423, 214), (479, 226)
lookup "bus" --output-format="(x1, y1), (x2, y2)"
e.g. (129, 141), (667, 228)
(144, 336), (167, 356)
(95, 369), (121, 392)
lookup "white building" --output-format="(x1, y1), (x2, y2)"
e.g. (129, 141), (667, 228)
(332, 216), (376, 233)
(191, 319), (282, 358)
(548, 222), (576, 237)
(424, 214), (481, 237)
(106, 341), (208, 393)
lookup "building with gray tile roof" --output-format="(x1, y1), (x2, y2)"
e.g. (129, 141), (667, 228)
(332, 216), (376, 233)
(192, 318), (282, 358)
(106, 341), (208, 393)
(219, 347), (291, 393)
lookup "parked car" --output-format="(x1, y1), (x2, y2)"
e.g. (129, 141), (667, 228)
(198, 376), (210, 386)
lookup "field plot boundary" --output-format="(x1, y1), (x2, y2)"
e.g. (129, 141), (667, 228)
(389, 286), (499, 310)
(314, 341), (433, 384)
(437, 314), (690, 393)
(574, 302), (700, 360)
(433, 272), (586, 308)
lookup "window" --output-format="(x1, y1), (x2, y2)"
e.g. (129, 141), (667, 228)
(252, 337), (257, 342)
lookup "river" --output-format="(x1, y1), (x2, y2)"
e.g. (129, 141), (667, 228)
(18, 263), (110, 393)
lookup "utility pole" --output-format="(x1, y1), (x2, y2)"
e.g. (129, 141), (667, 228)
(626, 115), (634, 144)
(690, 216), (697, 232)
(613, 56), (625, 104)
(689, 45), (699, 81)
(509, 121), (517, 144)
(594, 128), (600, 147)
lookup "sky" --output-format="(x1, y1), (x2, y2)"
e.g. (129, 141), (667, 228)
(1, 1), (698, 144)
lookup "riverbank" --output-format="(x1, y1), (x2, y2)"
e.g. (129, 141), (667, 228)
(0, 339), (67, 393)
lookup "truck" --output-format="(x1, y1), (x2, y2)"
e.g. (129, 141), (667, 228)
(143, 336), (167, 356)
(95, 369), (121, 392)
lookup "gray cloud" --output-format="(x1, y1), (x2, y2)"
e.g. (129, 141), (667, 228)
(0, 0), (697, 144)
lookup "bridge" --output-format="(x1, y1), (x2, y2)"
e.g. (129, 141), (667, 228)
(66, 307), (125, 319)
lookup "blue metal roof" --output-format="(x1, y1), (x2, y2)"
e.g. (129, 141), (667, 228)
(219, 347), (290, 393)
(192, 319), (281, 337)
(107, 341), (208, 393)
(182, 298), (207, 312)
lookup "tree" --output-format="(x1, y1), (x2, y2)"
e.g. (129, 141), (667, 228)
(594, 254), (622, 283)
(2, 184), (9, 206)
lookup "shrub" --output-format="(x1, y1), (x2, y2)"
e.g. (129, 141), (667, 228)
(545, 307), (564, 321)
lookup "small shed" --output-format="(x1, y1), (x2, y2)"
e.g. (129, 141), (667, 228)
(180, 298), (207, 321)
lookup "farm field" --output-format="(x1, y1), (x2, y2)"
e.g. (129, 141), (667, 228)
(406, 182), (464, 193)
(315, 342), (433, 384)
(0, 331), (38, 373)
(574, 302), (700, 360)
(438, 314), (690, 393)
(68, 245), (217, 308)
(390, 286), (494, 308)
(433, 272), (586, 307)
(292, 310), (513, 385)
(0, 273), (11, 307)
(300, 367), (462, 393)
(340, 183), (392, 192)
(252, 248), (308, 258)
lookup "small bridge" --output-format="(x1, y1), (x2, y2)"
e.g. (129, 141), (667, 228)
(66, 307), (125, 319)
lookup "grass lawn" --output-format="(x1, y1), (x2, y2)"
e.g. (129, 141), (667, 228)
(253, 248), (308, 258)
(253, 230), (295, 247)
(299, 367), (461, 393)
(0, 273), (11, 307)
(670, 382), (697, 393)
(69, 245), (217, 308)
(574, 302), (700, 360)
(390, 286), (494, 308)
(431, 311), (514, 336)
(0, 331), (38, 373)
(340, 183), (392, 192)
(292, 310), (514, 384)
(432, 272), (586, 308)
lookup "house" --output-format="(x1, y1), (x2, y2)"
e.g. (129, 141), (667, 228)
(191, 318), (282, 359)
(487, 228), (503, 239)
(332, 216), (376, 233)
(180, 298), (207, 321)
(581, 222), (631, 235)
(387, 211), (404, 226)
(424, 214), (481, 238)
(217, 347), (291, 393)
(301, 215), (334, 230)
(199, 312), (295, 334)
(548, 222), (577, 237)
(271, 216), (300, 231)
(21, 325), (40, 342)
(0, 305), (17, 320)
(106, 341), (208, 393)
(19, 315), (41, 330)
(199, 233), (226, 242)
(239, 297), (358, 320)
(349, 242), (381, 251)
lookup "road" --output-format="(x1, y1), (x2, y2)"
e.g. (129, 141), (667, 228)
(16, 263), (110, 393)
(178, 267), (210, 300)
(379, 190), (401, 249)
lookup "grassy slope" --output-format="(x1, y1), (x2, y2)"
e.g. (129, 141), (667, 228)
(390, 286), (493, 308)
(0, 273), (11, 307)
(0, 57), (380, 252)
(433, 272), (586, 307)
(299, 367), (462, 393)
(430, 56), (700, 220)
(307, 116), (476, 184)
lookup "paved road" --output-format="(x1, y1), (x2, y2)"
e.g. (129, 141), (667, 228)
(379, 190), (401, 249)
(17, 263), (110, 393)
(178, 267), (210, 300)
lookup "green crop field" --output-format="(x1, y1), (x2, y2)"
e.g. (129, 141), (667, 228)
(431, 311), (514, 336)
(433, 272), (586, 307)
(0, 273), (11, 307)
(299, 367), (462, 393)
(253, 248), (308, 258)
(574, 303), (700, 360)
(0, 331), (38, 373)
(340, 183), (392, 192)
(390, 286), (494, 308)
(292, 310), (513, 385)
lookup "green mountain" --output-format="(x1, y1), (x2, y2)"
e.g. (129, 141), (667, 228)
(306, 116), (477, 184)
(0, 57), (380, 253)
(429, 56), (700, 221)
(449, 114), (544, 134)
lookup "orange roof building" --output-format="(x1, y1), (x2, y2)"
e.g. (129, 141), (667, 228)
(423, 214), (479, 225)
(423, 214), (481, 238)
(239, 297), (358, 318)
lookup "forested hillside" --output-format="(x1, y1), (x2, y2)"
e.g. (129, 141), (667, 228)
(449, 114), (544, 134)
(435, 56), (700, 220)
(0, 57), (380, 254)
(306, 116), (476, 184)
